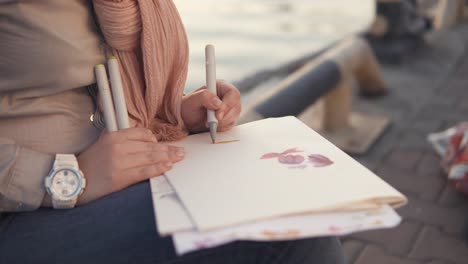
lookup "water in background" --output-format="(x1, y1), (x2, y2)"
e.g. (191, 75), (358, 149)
(174, 0), (375, 92)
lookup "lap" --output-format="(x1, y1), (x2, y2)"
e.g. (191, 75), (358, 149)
(0, 181), (346, 264)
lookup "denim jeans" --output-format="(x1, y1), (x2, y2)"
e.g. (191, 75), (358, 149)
(0, 181), (346, 264)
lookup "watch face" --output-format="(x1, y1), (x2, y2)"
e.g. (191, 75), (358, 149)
(50, 169), (82, 199)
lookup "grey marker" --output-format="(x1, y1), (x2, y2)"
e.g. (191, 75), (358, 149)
(205, 44), (218, 144)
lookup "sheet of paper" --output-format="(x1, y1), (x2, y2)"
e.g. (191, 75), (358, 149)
(150, 177), (401, 255)
(172, 205), (401, 255)
(150, 176), (194, 235)
(165, 117), (407, 231)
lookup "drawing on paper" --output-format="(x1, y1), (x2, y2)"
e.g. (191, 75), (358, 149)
(159, 192), (178, 201)
(193, 238), (216, 249)
(261, 229), (301, 239)
(328, 225), (342, 234)
(260, 148), (333, 169)
(215, 140), (240, 144)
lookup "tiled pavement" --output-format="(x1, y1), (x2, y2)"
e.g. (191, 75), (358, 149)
(341, 21), (468, 264)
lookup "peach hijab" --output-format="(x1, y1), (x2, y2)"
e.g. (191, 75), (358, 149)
(93, 0), (189, 141)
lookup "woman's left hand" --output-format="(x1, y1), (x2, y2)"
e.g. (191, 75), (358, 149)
(181, 80), (241, 133)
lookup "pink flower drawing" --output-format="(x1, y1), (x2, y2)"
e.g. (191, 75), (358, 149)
(308, 154), (334, 167)
(261, 148), (334, 169)
(193, 238), (215, 249)
(328, 225), (342, 234)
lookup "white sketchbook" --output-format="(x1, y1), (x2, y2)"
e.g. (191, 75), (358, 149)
(173, 204), (401, 255)
(151, 175), (401, 255)
(155, 116), (407, 231)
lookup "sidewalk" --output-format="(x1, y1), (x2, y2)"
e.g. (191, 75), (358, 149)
(341, 21), (468, 264)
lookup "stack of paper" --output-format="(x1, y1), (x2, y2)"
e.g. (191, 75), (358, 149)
(150, 117), (407, 255)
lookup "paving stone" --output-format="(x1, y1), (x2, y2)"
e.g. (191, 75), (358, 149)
(341, 239), (366, 264)
(354, 158), (378, 172)
(454, 60), (468, 77)
(409, 119), (445, 134)
(351, 127), (400, 168)
(428, 96), (460, 109)
(442, 118), (468, 130)
(438, 183), (468, 206)
(443, 77), (467, 91)
(354, 245), (424, 264)
(377, 166), (445, 201)
(350, 220), (422, 256)
(384, 148), (425, 171)
(397, 195), (468, 235)
(409, 225), (468, 263)
(458, 99), (468, 113)
(418, 105), (465, 124)
(384, 64), (436, 92)
(428, 261), (459, 264)
(376, 103), (413, 123)
(440, 83), (468, 101)
(415, 153), (445, 177)
(396, 132), (434, 151)
(362, 127), (401, 162)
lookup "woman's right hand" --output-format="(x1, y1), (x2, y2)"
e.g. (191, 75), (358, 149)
(75, 128), (185, 205)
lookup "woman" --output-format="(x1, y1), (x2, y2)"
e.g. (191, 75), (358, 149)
(0, 0), (346, 263)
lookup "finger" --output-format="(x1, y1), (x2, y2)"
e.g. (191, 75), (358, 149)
(108, 127), (157, 143)
(218, 121), (236, 132)
(216, 82), (240, 120)
(216, 80), (237, 95)
(167, 145), (185, 154)
(218, 104), (241, 124)
(167, 145), (186, 162)
(217, 80), (241, 109)
(123, 161), (173, 183)
(120, 151), (172, 170)
(118, 142), (169, 154)
(193, 88), (228, 120)
(198, 89), (224, 110)
(119, 142), (185, 155)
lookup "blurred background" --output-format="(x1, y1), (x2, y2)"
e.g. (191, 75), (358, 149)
(174, 0), (374, 92)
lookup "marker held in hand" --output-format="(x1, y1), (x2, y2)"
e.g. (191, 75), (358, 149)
(95, 64), (118, 132)
(108, 56), (130, 130)
(205, 44), (218, 144)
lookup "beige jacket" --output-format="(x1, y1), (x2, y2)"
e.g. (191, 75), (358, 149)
(0, 0), (105, 212)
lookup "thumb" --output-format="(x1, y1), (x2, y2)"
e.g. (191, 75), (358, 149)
(195, 89), (223, 110)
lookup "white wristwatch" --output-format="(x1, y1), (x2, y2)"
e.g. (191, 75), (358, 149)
(45, 154), (86, 209)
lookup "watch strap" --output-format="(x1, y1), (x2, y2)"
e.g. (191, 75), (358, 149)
(53, 154), (79, 169)
(50, 154), (81, 209)
(52, 198), (77, 209)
